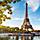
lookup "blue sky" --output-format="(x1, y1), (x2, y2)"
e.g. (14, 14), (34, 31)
(28, 0), (40, 30)
(1, 0), (25, 29)
(28, 7), (40, 30)
(1, 0), (40, 30)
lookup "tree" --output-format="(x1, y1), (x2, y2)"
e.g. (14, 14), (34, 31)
(0, 0), (21, 33)
(15, 27), (19, 32)
(0, 0), (21, 25)
(0, 2), (11, 25)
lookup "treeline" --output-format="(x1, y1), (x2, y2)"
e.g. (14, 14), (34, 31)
(0, 25), (34, 33)
(0, 26), (24, 33)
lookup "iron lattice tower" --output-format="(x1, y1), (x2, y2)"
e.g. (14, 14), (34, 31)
(21, 3), (34, 32)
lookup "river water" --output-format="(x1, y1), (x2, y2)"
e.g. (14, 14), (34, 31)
(0, 36), (40, 40)
(33, 36), (40, 40)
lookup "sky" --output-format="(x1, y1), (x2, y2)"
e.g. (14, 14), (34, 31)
(1, 0), (25, 29)
(28, 0), (40, 30)
(1, 0), (40, 30)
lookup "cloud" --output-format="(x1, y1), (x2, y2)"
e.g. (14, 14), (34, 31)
(1, 18), (24, 29)
(32, 25), (40, 30)
(27, 0), (39, 12)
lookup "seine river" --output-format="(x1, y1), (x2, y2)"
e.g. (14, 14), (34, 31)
(0, 36), (40, 40)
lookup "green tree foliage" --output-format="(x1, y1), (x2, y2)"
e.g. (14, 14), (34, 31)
(0, 1), (12, 24)
(14, 27), (19, 32)
(0, 0), (21, 33)
(0, 0), (21, 25)
(13, 0), (21, 3)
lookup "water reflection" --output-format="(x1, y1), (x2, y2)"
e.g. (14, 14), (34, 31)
(0, 36), (21, 40)
(9, 36), (16, 40)
(0, 36), (40, 40)
(0, 36), (16, 40)
(18, 36), (21, 40)
(33, 36), (40, 40)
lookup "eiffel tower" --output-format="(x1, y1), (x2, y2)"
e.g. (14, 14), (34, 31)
(21, 3), (34, 40)
(21, 3), (34, 32)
